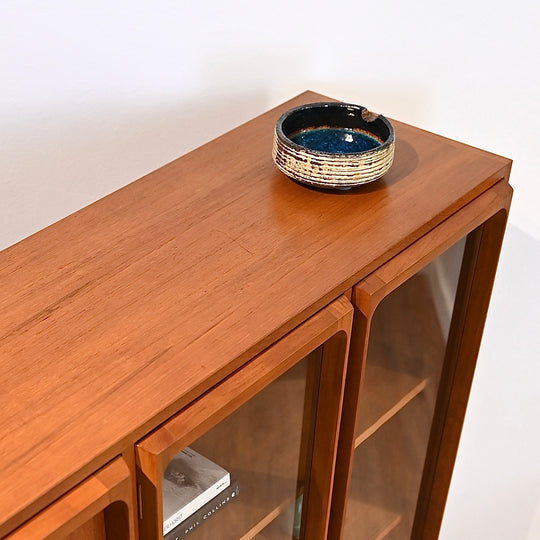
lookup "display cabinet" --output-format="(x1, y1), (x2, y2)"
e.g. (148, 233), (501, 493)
(0, 91), (511, 540)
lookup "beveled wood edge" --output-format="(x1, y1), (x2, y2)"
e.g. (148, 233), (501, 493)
(136, 295), (353, 540)
(5, 457), (133, 540)
(328, 180), (512, 540)
(353, 180), (512, 316)
(302, 322), (353, 539)
(328, 304), (373, 540)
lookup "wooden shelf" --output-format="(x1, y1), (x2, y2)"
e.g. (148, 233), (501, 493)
(355, 364), (427, 448)
(251, 503), (297, 539)
(178, 470), (295, 540)
(348, 394), (436, 540)
(343, 500), (401, 540)
(254, 523), (290, 540)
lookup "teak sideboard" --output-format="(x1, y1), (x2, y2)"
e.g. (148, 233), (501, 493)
(0, 91), (512, 540)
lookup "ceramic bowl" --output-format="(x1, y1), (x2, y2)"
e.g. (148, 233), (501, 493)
(272, 102), (395, 189)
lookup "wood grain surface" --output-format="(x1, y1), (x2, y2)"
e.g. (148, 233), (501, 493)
(0, 90), (511, 535)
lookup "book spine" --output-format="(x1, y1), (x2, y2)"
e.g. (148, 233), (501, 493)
(165, 480), (240, 540)
(163, 472), (231, 535)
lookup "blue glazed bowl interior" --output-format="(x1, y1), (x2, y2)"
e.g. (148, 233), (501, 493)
(278, 102), (394, 155)
(290, 127), (380, 154)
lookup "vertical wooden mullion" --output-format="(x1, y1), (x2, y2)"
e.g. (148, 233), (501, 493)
(326, 306), (375, 539)
(303, 323), (352, 540)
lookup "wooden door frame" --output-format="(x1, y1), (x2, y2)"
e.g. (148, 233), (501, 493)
(328, 181), (512, 539)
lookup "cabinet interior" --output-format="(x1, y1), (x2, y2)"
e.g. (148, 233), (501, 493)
(345, 237), (466, 540)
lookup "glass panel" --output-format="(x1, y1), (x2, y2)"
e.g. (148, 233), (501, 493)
(163, 349), (321, 540)
(344, 236), (467, 540)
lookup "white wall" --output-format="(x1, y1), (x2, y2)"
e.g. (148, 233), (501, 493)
(1, 1), (539, 538)
(441, 224), (540, 540)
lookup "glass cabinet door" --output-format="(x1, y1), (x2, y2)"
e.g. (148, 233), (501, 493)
(329, 195), (509, 540)
(137, 296), (352, 540)
(345, 237), (466, 540)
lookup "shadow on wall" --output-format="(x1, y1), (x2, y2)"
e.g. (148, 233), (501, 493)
(0, 90), (268, 251)
(441, 223), (540, 540)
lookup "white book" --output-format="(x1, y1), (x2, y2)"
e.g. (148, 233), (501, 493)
(162, 447), (230, 535)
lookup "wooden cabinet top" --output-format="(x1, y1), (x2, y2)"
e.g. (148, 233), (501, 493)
(0, 91), (511, 534)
